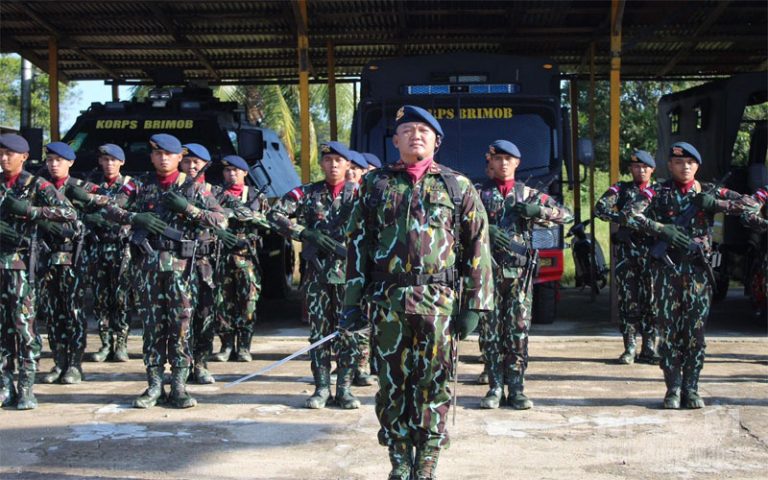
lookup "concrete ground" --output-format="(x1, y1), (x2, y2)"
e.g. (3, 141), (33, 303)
(1, 287), (766, 480)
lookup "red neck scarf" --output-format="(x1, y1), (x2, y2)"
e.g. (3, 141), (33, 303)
(404, 157), (434, 184)
(634, 180), (649, 190)
(494, 178), (516, 197)
(675, 180), (696, 194)
(226, 183), (244, 198)
(195, 174), (206, 184)
(53, 176), (69, 190)
(3, 172), (21, 188)
(105, 176), (119, 187)
(327, 181), (345, 199)
(157, 170), (180, 190)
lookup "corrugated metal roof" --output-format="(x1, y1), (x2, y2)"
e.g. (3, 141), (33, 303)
(0, 0), (765, 83)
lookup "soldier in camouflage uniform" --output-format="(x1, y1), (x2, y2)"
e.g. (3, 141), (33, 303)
(210, 155), (271, 364)
(343, 106), (493, 480)
(624, 142), (758, 409)
(741, 185), (768, 318)
(595, 149), (659, 365)
(70, 133), (227, 409)
(177, 143), (220, 384)
(269, 141), (365, 410)
(0, 134), (77, 410)
(35, 142), (97, 385)
(85, 144), (133, 363)
(478, 140), (573, 410)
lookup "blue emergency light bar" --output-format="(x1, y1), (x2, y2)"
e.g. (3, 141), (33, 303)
(403, 83), (520, 95)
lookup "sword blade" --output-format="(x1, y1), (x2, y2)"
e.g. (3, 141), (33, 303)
(225, 331), (340, 388)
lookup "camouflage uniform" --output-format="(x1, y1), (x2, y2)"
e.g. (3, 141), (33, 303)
(345, 160), (493, 451)
(269, 180), (362, 408)
(84, 174), (134, 363)
(479, 179), (572, 408)
(595, 181), (658, 363)
(92, 170), (227, 407)
(37, 175), (95, 384)
(212, 184), (269, 363)
(0, 169), (76, 408)
(625, 179), (758, 407)
(741, 185), (768, 317)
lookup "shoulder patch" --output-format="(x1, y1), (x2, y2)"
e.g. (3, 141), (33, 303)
(755, 189), (767, 202)
(288, 187), (304, 201)
(608, 184), (621, 194)
(718, 187), (729, 197)
(121, 181), (137, 195)
(641, 187), (656, 200)
(38, 181), (52, 190)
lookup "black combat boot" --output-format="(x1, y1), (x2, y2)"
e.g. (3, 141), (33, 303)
(15, 369), (37, 410)
(637, 332), (660, 364)
(41, 348), (67, 384)
(618, 332), (636, 364)
(414, 445), (440, 480)
(507, 370), (533, 410)
(305, 366), (332, 409)
(169, 366), (197, 408)
(682, 363), (705, 409)
(476, 363), (490, 385)
(61, 350), (84, 384)
(388, 441), (413, 480)
(193, 353), (215, 385)
(662, 367), (682, 409)
(210, 334), (234, 362)
(335, 367), (361, 409)
(133, 366), (166, 409)
(113, 330), (129, 362)
(236, 330), (253, 362)
(90, 330), (112, 363)
(1, 365), (17, 408)
(480, 362), (504, 409)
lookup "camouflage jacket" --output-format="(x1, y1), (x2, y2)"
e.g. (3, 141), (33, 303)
(344, 160), (493, 315)
(479, 179), (573, 279)
(595, 181), (653, 255)
(268, 180), (357, 285)
(0, 170), (77, 270)
(85, 173), (135, 245)
(92, 171), (227, 272)
(624, 179), (759, 255)
(215, 184), (271, 254)
(741, 185), (768, 233)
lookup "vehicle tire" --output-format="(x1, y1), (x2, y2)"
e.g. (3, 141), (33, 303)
(532, 281), (558, 324)
(259, 232), (299, 299)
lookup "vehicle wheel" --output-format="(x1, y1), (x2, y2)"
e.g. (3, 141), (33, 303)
(259, 233), (299, 299)
(532, 281), (558, 324)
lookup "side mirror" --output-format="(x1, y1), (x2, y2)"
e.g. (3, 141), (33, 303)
(577, 138), (594, 166)
(237, 128), (264, 163)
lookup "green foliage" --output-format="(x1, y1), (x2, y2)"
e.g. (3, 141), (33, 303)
(0, 54), (80, 141)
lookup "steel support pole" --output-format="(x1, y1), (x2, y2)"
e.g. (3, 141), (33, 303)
(609, 0), (624, 324)
(569, 78), (581, 223)
(48, 37), (60, 141)
(297, 0), (311, 183)
(20, 59), (33, 129)
(327, 41), (338, 141)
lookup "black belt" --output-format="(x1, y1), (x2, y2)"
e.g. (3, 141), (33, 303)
(196, 241), (214, 256)
(57, 243), (75, 253)
(149, 237), (178, 251)
(371, 269), (456, 286)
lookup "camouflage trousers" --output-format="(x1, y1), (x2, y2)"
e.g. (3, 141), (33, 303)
(38, 264), (87, 360)
(615, 244), (656, 337)
(303, 279), (345, 374)
(652, 260), (711, 384)
(215, 252), (261, 337)
(136, 269), (194, 368)
(190, 257), (216, 359)
(372, 306), (453, 449)
(482, 275), (533, 378)
(90, 245), (131, 337)
(0, 269), (41, 373)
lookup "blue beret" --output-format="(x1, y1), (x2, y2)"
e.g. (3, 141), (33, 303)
(183, 143), (211, 162)
(361, 152), (382, 168)
(348, 150), (368, 169)
(488, 140), (521, 158)
(630, 149), (655, 168)
(320, 141), (354, 160)
(98, 143), (125, 162)
(0, 134), (30, 153)
(149, 133), (183, 154)
(395, 105), (444, 138)
(45, 142), (76, 161)
(670, 142), (702, 164)
(221, 155), (250, 172)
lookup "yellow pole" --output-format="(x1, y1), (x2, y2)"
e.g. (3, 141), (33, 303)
(48, 36), (60, 141)
(569, 78), (581, 223)
(609, 0), (623, 185)
(327, 41), (337, 141)
(297, 0), (311, 183)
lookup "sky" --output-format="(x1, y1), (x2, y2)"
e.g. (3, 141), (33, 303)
(62, 81), (133, 132)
